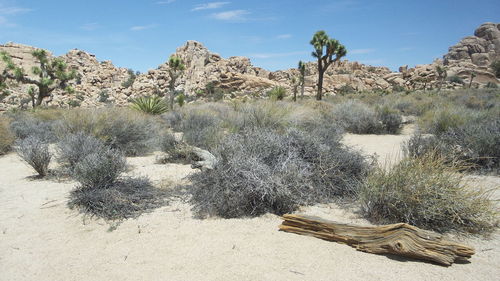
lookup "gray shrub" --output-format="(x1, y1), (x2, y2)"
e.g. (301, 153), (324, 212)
(73, 148), (126, 189)
(16, 136), (52, 177)
(57, 132), (106, 172)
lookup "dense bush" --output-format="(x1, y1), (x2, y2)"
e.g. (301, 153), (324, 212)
(130, 96), (168, 115)
(376, 105), (403, 134)
(491, 60), (500, 78)
(179, 110), (223, 150)
(73, 148), (126, 189)
(448, 75), (464, 84)
(9, 113), (57, 142)
(0, 116), (14, 155)
(68, 177), (167, 220)
(267, 86), (286, 100)
(55, 108), (160, 156)
(16, 136), (52, 177)
(229, 102), (292, 132)
(189, 127), (370, 218)
(418, 107), (481, 136)
(359, 154), (498, 233)
(57, 132), (106, 172)
(332, 100), (384, 134)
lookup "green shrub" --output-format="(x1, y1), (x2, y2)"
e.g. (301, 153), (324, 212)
(490, 60), (500, 78)
(359, 154), (498, 233)
(448, 75), (464, 84)
(189, 127), (370, 218)
(130, 96), (168, 115)
(121, 69), (137, 88)
(16, 136), (52, 177)
(376, 105), (403, 134)
(98, 90), (110, 103)
(418, 107), (480, 136)
(337, 84), (356, 95)
(0, 117), (14, 155)
(485, 82), (498, 88)
(176, 93), (185, 107)
(267, 86), (286, 101)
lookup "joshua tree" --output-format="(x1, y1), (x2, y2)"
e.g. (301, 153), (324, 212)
(310, 31), (346, 100)
(167, 56), (185, 110)
(468, 72), (476, 89)
(298, 60), (306, 99)
(291, 77), (299, 102)
(435, 65), (447, 92)
(0, 50), (76, 108)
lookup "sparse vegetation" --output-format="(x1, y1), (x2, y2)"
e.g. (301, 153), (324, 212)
(0, 116), (14, 155)
(491, 60), (500, 78)
(121, 69), (138, 88)
(360, 153), (498, 233)
(332, 100), (384, 134)
(16, 135), (52, 177)
(267, 86), (286, 101)
(167, 56), (185, 110)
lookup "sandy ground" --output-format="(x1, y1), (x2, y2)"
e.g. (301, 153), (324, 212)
(1, 127), (499, 281)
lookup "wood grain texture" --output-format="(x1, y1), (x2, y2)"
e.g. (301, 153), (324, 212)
(279, 214), (475, 266)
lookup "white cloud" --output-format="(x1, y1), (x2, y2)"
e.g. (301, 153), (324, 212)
(349, 48), (375, 55)
(276, 34), (291, 39)
(211, 10), (249, 21)
(250, 51), (307, 59)
(192, 2), (230, 11)
(81, 22), (100, 31)
(130, 24), (157, 31)
(0, 6), (32, 15)
(156, 0), (176, 4)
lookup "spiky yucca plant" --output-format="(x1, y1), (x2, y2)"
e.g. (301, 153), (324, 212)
(130, 96), (168, 115)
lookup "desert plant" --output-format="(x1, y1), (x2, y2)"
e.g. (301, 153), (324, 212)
(377, 105), (402, 134)
(490, 60), (500, 78)
(16, 136), (52, 177)
(179, 110), (223, 150)
(485, 82), (498, 88)
(0, 116), (14, 155)
(177, 93), (185, 107)
(167, 56), (185, 110)
(298, 61), (306, 99)
(435, 65), (447, 91)
(73, 148), (126, 189)
(337, 84), (356, 95)
(68, 176), (167, 220)
(9, 113), (57, 142)
(310, 31), (347, 100)
(189, 127), (369, 218)
(57, 132), (106, 172)
(448, 75), (464, 84)
(418, 106), (480, 136)
(332, 100), (384, 134)
(268, 86), (286, 101)
(130, 96), (168, 115)
(0, 50), (76, 108)
(359, 154), (498, 233)
(121, 69), (137, 88)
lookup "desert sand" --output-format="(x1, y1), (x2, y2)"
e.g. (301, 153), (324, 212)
(1, 128), (499, 281)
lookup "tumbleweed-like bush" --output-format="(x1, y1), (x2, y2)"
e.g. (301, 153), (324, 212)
(16, 135), (52, 177)
(57, 132), (106, 172)
(0, 116), (14, 155)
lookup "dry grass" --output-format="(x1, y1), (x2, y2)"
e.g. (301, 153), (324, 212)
(0, 116), (14, 155)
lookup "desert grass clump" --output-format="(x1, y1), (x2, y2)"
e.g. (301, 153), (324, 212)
(332, 100), (384, 134)
(16, 135), (52, 177)
(359, 154), (498, 233)
(0, 116), (14, 155)
(57, 132), (106, 173)
(130, 96), (168, 115)
(189, 127), (370, 218)
(418, 106), (481, 136)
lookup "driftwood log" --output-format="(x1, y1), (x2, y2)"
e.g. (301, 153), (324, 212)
(279, 214), (475, 266)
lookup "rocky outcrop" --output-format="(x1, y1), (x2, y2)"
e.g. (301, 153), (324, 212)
(1, 22), (499, 110)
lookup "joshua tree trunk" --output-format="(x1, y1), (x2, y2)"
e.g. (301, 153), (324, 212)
(317, 66), (324, 100)
(300, 82), (305, 99)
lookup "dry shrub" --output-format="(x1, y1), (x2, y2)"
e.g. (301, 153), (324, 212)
(359, 154), (498, 233)
(16, 135), (52, 177)
(0, 116), (14, 155)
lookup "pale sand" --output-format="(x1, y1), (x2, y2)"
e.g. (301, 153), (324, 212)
(1, 128), (499, 281)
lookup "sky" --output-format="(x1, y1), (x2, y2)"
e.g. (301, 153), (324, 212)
(0, 0), (499, 72)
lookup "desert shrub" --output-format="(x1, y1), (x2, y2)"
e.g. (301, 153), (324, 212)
(418, 107), (481, 136)
(161, 110), (183, 130)
(448, 75), (464, 84)
(267, 86), (286, 101)
(485, 82), (498, 88)
(189, 127), (370, 218)
(179, 110), (223, 150)
(130, 96), (168, 115)
(158, 130), (199, 163)
(332, 100), (384, 134)
(16, 136), (52, 177)
(392, 85), (406, 92)
(98, 90), (110, 103)
(0, 116), (14, 155)
(73, 148), (126, 189)
(55, 108), (159, 156)
(67, 99), (81, 108)
(337, 84), (356, 95)
(359, 154), (498, 233)
(229, 102), (291, 132)
(68, 177), (167, 220)
(57, 132), (106, 172)
(176, 93), (185, 107)
(9, 113), (57, 142)
(491, 60), (500, 78)
(376, 105), (403, 134)
(121, 69), (137, 88)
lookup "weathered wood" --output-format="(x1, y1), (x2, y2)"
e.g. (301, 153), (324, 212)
(279, 214), (475, 266)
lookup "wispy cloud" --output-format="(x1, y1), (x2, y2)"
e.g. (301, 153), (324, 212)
(276, 34), (292, 39)
(192, 2), (230, 11)
(211, 10), (249, 21)
(156, 0), (176, 4)
(349, 48), (375, 55)
(249, 51), (307, 59)
(130, 24), (157, 31)
(0, 6), (32, 15)
(81, 22), (100, 31)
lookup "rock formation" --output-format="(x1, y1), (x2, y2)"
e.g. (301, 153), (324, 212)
(1, 22), (499, 111)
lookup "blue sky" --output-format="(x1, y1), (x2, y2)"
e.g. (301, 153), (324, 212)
(0, 0), (499, 72)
